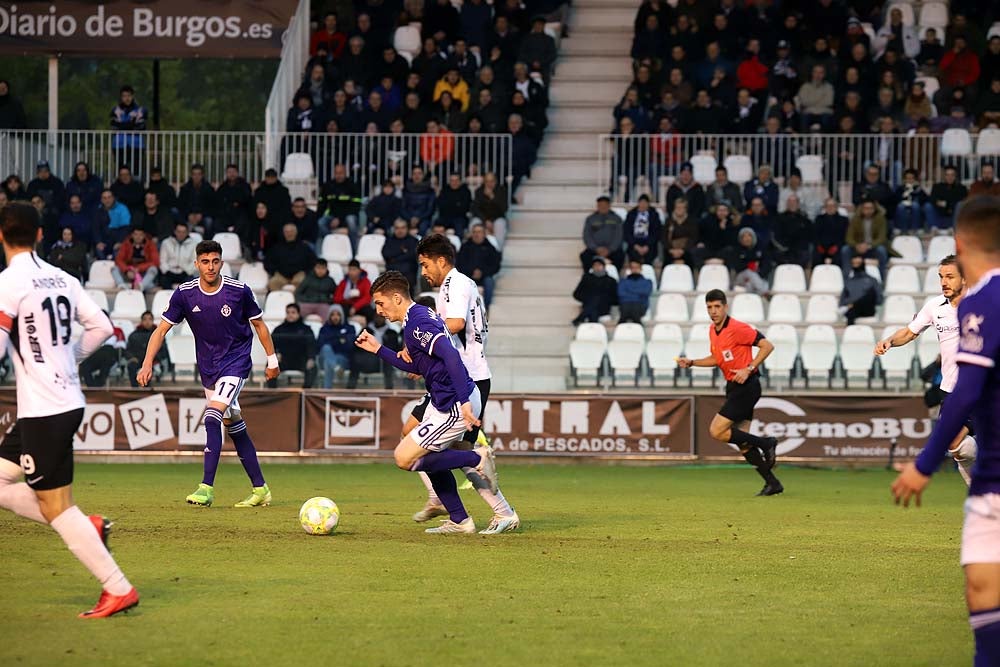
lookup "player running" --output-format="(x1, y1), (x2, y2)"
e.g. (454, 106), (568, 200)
(137, 239), (280, 507)
(678, 289), (782, 496)
(891, 196), (1000, 666)
(875, 254), (977, 479)
(0, 203), (137, 617)
(354, 270), (497, 534)
(402, 233), (519, 534)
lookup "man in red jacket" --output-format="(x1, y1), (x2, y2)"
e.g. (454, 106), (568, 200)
(113, 228), (159, 292)
(333, 259), (374, 322)
(941, 35), (981, 90)
(310, 12), (347, 58)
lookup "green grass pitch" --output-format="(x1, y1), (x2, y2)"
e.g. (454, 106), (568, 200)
(1, 463), (974, 666)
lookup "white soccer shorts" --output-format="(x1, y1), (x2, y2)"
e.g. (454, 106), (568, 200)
(410, 387), (481, 452)
(961, 493), (1000, 565)
(204, 376), (247, 419)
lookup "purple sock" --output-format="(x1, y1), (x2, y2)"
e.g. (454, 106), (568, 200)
(202, 408), (224, 486)
(228, 420), (265, 487)
(426, 471), (468, 523)
(412, 449), (480, 473)
(972, 608), (1000, 667)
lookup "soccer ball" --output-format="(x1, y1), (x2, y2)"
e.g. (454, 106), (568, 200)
(298, 497), (340, 535)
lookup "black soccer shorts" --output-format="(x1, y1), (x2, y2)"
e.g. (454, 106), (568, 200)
(0, 420), (20, 466)
(17, 408), (85, 491)
(718, 375), (762, 425)
(410, 379), (491, 444)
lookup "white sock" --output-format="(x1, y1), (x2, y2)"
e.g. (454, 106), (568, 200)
(462, 467), (515, 517)
(50, 506), (132, 595)
(418, 471), (441, 505)
(0, 459), (45, 524)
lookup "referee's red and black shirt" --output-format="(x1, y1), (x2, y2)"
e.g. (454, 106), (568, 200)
(709, 316), (764, 381)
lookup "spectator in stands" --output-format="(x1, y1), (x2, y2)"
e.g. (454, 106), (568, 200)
(58, 195), (94, 250)
(334, 259), (374, 321)
(401, 165), (436, 234)
(918, 27), (945, 70)
(732, 227), (771, 296)
(460, 0), (492, 48)
(318, 305), (354, 389)
(839, 252), (882, 325)
(873, 7), (919, 60)
(67, 161), (103, 212)
(623, 195), (661, 265)
(940, 35), (981, 93)
(420, 119), (456, 171)
(0, 80), (27, 129)
(47, 227), (87, 280)
(30, 194), (59, 250)
(311, 11), (347, 57)
(580, 195), (624, 271)
(842, 199), (889, 279)
(146, 166), (176, 213)
(770, 40), (800, 100)
(266, 223), (315, 292)
(705, 166), (744, 214)
(457, 223), (502, 308)
(437, 173), (472, 236)
(159, 221), (196, 289)
(812, 198), (849, 267)
(772, 194), (811, 268)
(927, 166), (968, 231)
(667, 162), (707, 220)
(177, 164), (217, 226)
(317, 163), (361, 243)
(472, 88), (506, 133)
(743, 196), (773, 250)
(3, 174), (28, 201)
(698, 202), (740, 266)
(287, 92), (316, 133)
(509, 113), (539, 192)
(27, 160), (65, 218)
(347, 311), (401, 389)
(893, 168), (929, 233)
(295, 258), (338, 320)
(254, 168), (292, 224)
(742, 165), (779, 213)
(302, 63), (336, 111)
(982, 37), (1000, 90)
(686, 89), (726, 135)
(217, 164), (253, 239)
(617, 259), (652, 324)
(383, 219), (420, 288)
(110, 165), (142, 215)
(614, 87), (651, 133)
(126, 311), (168, 387)
(727, 87), (764, 133)
(433, 67), (471, 111)
(79, 317), (124, 388)
(778, 168), (826, 220)
(95, 189), (132, 258)
(969, 163), (1000, 197)
(852, 164), (894, 210)
(365, 181), (402, 235)
(903, 81), (933, 129)
(735, 39), (769, 99)
(519, 17), (557, 82)
(662, 197), (699, 267)
(471, 172), (509, 246)
(648, 115), (681, 192)
(110, 85), (147, 175)
(572, 257), (617, 325)
(867, 87), (903, 131)
(268, 303), (317, 389)
(113, 228), (159, 291)
(288, 197), (318, 247)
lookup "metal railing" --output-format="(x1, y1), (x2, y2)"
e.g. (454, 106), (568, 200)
(598, 133), (996, 207)
(264, 0), (310, 170)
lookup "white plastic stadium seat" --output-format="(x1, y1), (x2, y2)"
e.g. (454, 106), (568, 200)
(604, 263), (620, 282)
(87, 260), (117, 290)
(926, 236), (955, 264)
(865, 264), (882, 284)
(321, 235), (353, 265)
(918, 2), (949, 29)
(990, 23), (1000, 41)
(361, 263), (381, 281)
(879, 324), (915, 385)
(569, 324), (607, 385)
(691, 295), (712, 323)
(882, 294), (917, 324)
(646, 323), (684, 384)
(393, 25), (421, 58)
(805, 294), (840, 324)
(695, 264), (730, 292)
(767, 293), (803, 323)
(796, 155), (824, 183)
(659, 263), (694, 292)
(978, 128), (1000, 155)
(917, 327), (940, 368)
(151, 290), (172, 321)
(723, 155), (753, 184)
(113, 318), (135, 342)
(808, 264), (844, 294)
(685, 325), (715, 385)
(607, 323), (645, 385)
(213, 232), (243, 261)
(771, 264), (807, 293)
(890, 235), (924, 264)
(730, 293), (764, 324)
(800, 324), (838, 387)
(840, 325), (876, 386)
(941, 129), (973, 157)
(886, 2), (915, 26)
(885, 265), (921, 294)
(355, 234), (386, 264)
(110, 289), (146, 320)
(238, 262), (269, 293)
(763, 324), (799, 385)
(85, 288), (109, 312)
(923, 266), (941, 294)
(263, 290), (295, 320)
(281, 153), (315, 180)
(166, 334), (197, 379)
(653, 293), (689, 323)
(915, 76), (940, 100)
(690, 155), (718, 184)
(221, 262), (235, 278)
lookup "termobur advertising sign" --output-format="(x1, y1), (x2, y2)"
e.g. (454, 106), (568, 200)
(0, 1), (293, 58)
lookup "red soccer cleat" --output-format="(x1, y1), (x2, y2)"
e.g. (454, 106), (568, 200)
(79, 587), (139, 619)
(88, 515), (112, 550)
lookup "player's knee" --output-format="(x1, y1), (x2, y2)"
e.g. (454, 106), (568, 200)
(709, 422), (728, 442)
(393, 449), (414, 471)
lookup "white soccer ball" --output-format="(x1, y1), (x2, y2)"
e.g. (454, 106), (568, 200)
(299, 496), (340, 535)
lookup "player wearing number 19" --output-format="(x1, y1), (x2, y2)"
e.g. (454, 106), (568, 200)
(137, 240), (281, 507)
(0, 203), (138, 617)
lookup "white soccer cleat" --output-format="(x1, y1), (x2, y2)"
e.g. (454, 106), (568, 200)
(425, 518), (476, 534)
(473, 445), (499, 494)
(479, 512), (520, 535)
(950, 435), (978, 463)
(412, 502), (448, 523)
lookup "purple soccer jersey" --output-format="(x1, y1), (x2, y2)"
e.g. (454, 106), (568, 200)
(392, 303), (475, 411)
(161, 277), (262, 388)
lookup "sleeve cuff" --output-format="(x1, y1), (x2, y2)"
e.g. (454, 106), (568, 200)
(0, 312), (12, 333)
(427, 332), (446, 356)
(160, 314), (178, 325)
(957, 352), (996, 368)
(248, 312), (263, 321)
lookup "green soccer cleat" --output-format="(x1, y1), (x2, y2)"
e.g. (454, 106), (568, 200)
(186, 483), (214, 507)
(235, 484), (272, 508)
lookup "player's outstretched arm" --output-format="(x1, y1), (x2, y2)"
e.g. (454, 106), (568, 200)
(875, 326), (918, 355)
(361, 331), (421, 373)
(250, 317), (280, 381)
(137, 320), (173, 387)
(677, 355), (717, 369)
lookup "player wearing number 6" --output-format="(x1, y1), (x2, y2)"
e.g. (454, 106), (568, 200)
(0, 203), (137, 617)
(138, 239), (280, 508)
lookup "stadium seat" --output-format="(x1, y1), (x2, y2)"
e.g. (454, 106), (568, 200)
(915, 75), (939, 100)
(356, 234), (386, 264)
(723, 155), (753, 184)
(926, 235), (955, 264)
(221, 262), (235, 278)
(771, 264), (807, 293)
(695, 264), (730, 292)
(113, 318), (135, 342)
(85, 288), (109, 312)
(569, 324), (607, 386)
(361, 262), (381, 280)
(878, 324), (915, 387)
(110, 289), (146, 320)
(690, 155), (717, 184)
(767, 294), (803, 323)
(607, 323), (645, 386)
(166, 334), (197, 380)
(890, 235), (924, 264)
(885, 265), (921, 294)
(691, 295), (711, 323)
(808, 264), (844, 293)
(730, 293), (764, 324)
(238, 262), (269, 293)
(882, 294), (917, 324)
(659, 263), (694, 292)
(447, 234), (461, 251)
(685, 325), (715, 386)
(393, 25), (421, 58)
(805, 294), (840, 324)
(865, 264), (882, 284)
(941, 129), (973, 157)
(978, 128), (1000, 155)
(918, 1), (948, 29)
(151, 290), (172, 320)
(250, 333), (267, 380)
(327, 261), (345, 283)
(646, 323), (684, 385)
(639, 263), (657, 285)
(87, 260), (116, 290)
(917, 327), (940, 368)
(653, 293), (689, 323)
(604, 264), (620, 282)
(923, 266), (941, 294)
(321, 235), (353, 265)
(796, 155), (824, 183)
(214, 232), (242, 261)
(263, 290), (295, 320)
(281, 153), (315, 180)
(800, 325), (837, 387)
(886, 2), (915, 25)
(840, 325), (876, 387)
(990, 22), (1000, 40)
(763, 324), (799, 387)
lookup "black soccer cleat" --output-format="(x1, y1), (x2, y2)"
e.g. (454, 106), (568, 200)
(761, 437), (779, 470)
(89, 515), (113, 550)
(755, 481), (784, 497)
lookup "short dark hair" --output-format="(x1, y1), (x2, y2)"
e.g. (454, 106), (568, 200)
(0, 202), (39, 249)
(904, 168), (919, 178)
(957, 196), (1000, 254)
(416, 233), (456, 263)
(370, 270), (411, 297)
(416, 296), (437, 308)
(120, 85), (134, 94)
(191, 163), (205, 172)
(939, 254), (958, 268)
(314, 258), (328, 267)
(195, 240), (222, 257)
(226, 163), (238, 170)
(286, 302), (301, 313)
(705, 289), (727, 305)
(141, 310), (153, 319)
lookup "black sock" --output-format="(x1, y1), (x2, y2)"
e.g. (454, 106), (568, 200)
(730, 428), (767, 450)
(741, 447), (779, 484)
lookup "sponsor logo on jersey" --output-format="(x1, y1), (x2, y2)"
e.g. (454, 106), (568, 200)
(412, 326), (433, 347)
(221, 304), (232, 317)
(962, 312), (985, 353)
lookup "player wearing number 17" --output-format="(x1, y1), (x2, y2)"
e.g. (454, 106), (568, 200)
(137, 240), (281, 507)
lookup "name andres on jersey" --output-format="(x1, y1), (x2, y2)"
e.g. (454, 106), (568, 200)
(32, 276), (67, 290)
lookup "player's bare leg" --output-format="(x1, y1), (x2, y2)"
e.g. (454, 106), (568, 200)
(402, 415), (447, 522)
(0, 458), (45, 523)
(709, 414), (782, 495)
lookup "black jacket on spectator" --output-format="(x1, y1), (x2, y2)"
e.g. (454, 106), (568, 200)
(272, 320), (317, 368)
(572, 271), (618, 318)
(177, 179), (219, 219)
(460, 1), (492, 47)
(424, 0), (461, 42)
(437, 185), (472, 224)
(772, 210), (812, 267)
(27, 175), (66, 216)
(318, 178), (362, 220)
(929, 181), (968, 218)
(111, 179), (143, 214)
(471, 185), (509, 222)
(136, 206), (175, 242)
(47, 239), (88, 280)
(812, 211), (849, 263)
(254, 181), (292, 222)
(290, 209), (320, 244)
(623, 207), (663, 252)
(265, 239), (316, 280)
(852, 178), (894, 209)
(0, 83), (27, 129)
(457, 238), (502, 281)
(382, 234), (420, 280)
(685, 103), (726, 134)
(511, 131), (538, 185)
(666, 183), (706, 220)
(147, 175), (177, 211)
(218, 178), (253, 230)
(366, 193), (402, 233)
